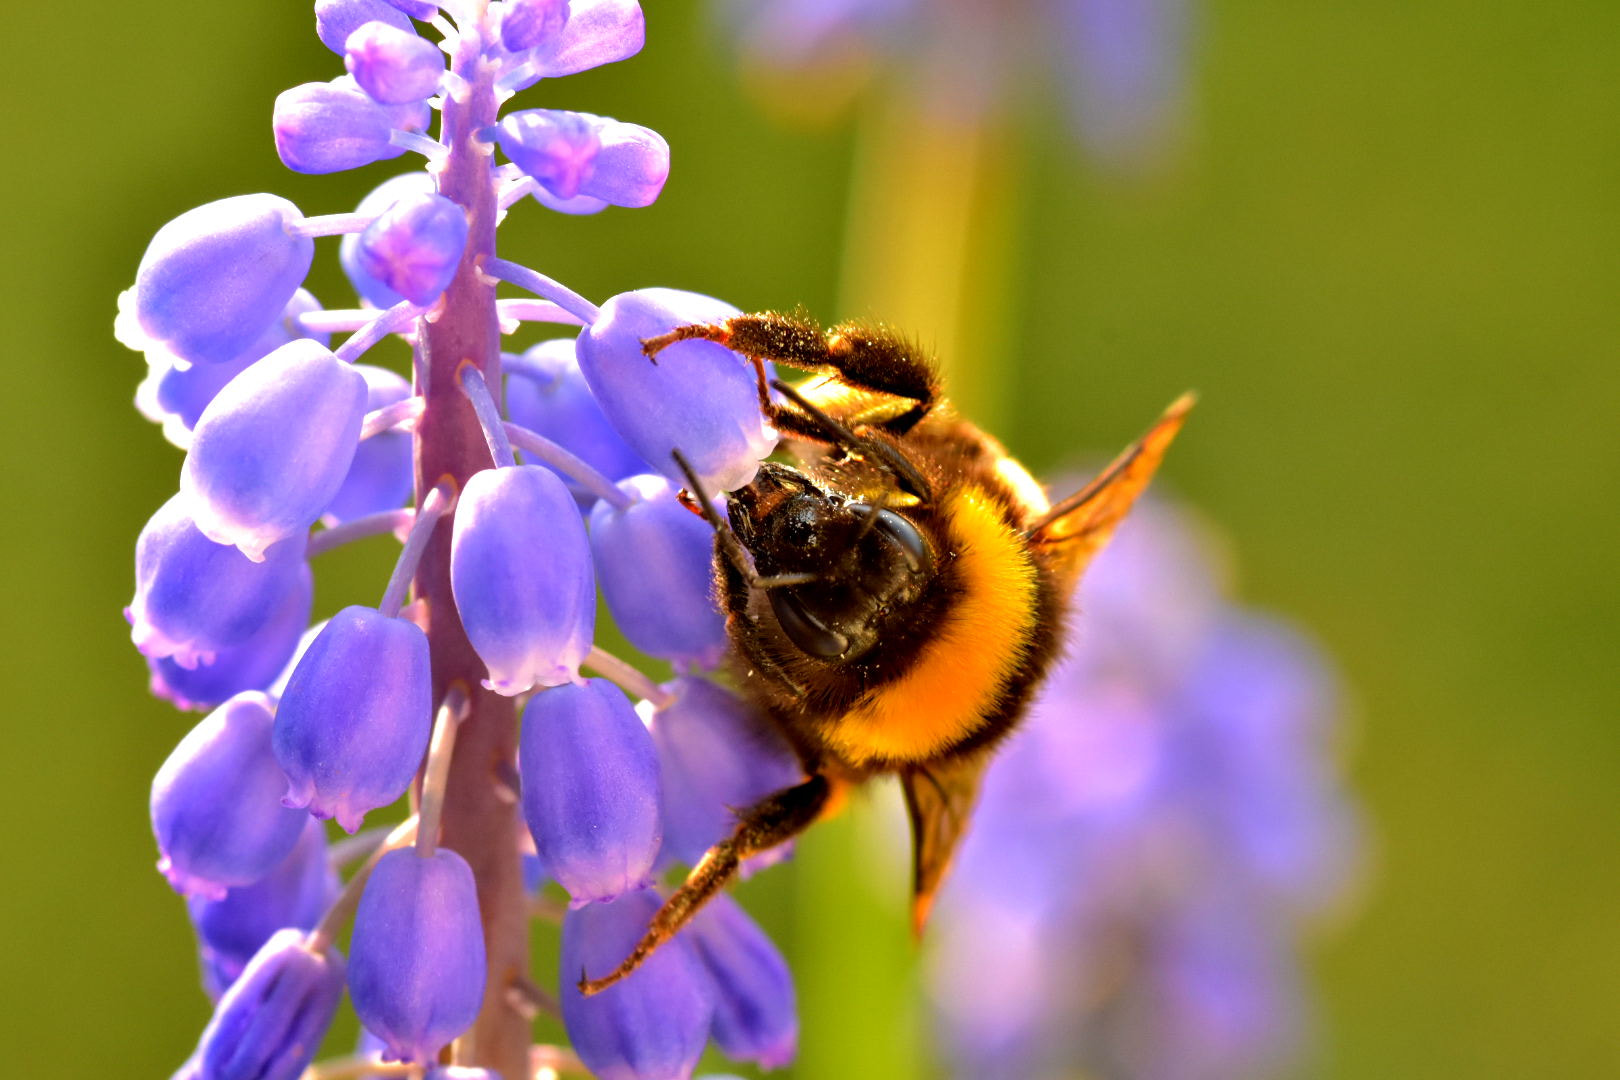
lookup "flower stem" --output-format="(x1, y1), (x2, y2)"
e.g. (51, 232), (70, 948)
(416, 684), (469, 857)
(583, 645), (672, 708)
(414, 7), (531, 1076)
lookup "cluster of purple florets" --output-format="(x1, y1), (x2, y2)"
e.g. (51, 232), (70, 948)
(928, 499), (1363, 1080)
(121, 3), (799, 1078)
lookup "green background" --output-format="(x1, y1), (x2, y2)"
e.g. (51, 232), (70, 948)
(4, 1), (1617, 1076)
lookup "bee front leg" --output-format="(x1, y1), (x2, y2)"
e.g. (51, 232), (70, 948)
(578, 774), (832, 996)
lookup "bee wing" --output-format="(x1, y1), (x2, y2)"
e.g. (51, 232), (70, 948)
(1027, 392), (1195, 583)
(901, 752), (992, 936)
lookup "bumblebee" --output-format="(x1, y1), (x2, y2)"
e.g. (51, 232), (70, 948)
(581, 311), (1191, 994)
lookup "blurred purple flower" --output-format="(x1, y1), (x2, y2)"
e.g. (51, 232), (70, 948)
(927, 498), (1362, 1080)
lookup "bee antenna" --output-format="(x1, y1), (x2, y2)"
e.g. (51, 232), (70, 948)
(669, 449), (815, 591)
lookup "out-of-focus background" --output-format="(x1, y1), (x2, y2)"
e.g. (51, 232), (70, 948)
(3, 1), (1617, 1077)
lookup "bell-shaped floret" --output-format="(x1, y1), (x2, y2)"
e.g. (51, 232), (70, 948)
(451, 466), (594, 694)
(647, 677), (804, 869)
(198, 929), (345, 1080)
(132, 195), (314, 368)
(345, 20), (444, 104)
(135, 290), (329, 448)
(273, 606), (432, 833)
(182, 339), (369, 561)
(340, 173), (436, 308)
(129, 495), (309, 668)
(274, 81), (409, 174)
(561, 888), (713, 1080)
(315, 0), (413, 54)
(353, 193), (468, 307)
(689, 894), (798, 1068)
(519, 680), (662, 905)
(589, 475), (726, 667)
(148, 559), (313, 712)
(506, 339), (646, 498)
(325, 365), (415, 523)
(386, 0), (438, 18)
(332, 73), (433, 134)
(576, 289), (774, 494)
(189, 818), (337, 998)
(498, 110), (668, 208)
(531, 0), (644, 78)
(349, 848), (486, 1064)
(501, 0), (570, 52)
(151, 692), (309, 900)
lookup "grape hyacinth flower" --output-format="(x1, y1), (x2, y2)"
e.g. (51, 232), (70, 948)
(926, 499), (1363, 1080)
(121, 5), (802, 1077)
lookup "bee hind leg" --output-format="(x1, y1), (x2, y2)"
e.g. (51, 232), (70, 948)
(578, 774), (831, 996)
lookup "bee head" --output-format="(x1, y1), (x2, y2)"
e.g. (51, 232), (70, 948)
(730, 463), (934, 661)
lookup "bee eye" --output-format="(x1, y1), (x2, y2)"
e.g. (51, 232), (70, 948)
(873, 509), (928, 572)
(769, 590), (850, 659)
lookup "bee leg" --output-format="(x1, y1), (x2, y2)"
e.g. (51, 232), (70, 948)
(578, 774), (832, 996)
(642, 312), (941, 436)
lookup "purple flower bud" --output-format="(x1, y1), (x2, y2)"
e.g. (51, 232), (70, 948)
(576, 289), (774, 494)
(648, 677), (804, 869)
(340, 173), (436, 308)
(182, 339), (369, 560)
(316, 0), (413, 54)
(151, 692), (309, 900)
(450, 465), (595, 694)
(135, 290), (329, 446)
(147, 558), (313, 711)
(561, 889), (713, 1080)
(325, 365), (414, 523)
(349, 848), (486, 1064)
(128, 495), (309, 667)
(505, 339), (647, 499)
(689, 894), (797, 1068)
(386, 0), (438, 18)
(532, 0), (644, 78)
(273, 81), (407, 174)
(132, 195), (315, 367)
(590, 475), (726, 666)
(198, 929), (345, 1080)
(334, 73), (434, 133)
(353, 192), (468, 306)
(346, 20), (445, 104)
(189, 818), (337, 998)
(501, 0), (570, 52)
(498, 110), (667, 207)
(525, 185), (610, 216)
(273, 606), (432, 832)
(519, 680), (662, 905)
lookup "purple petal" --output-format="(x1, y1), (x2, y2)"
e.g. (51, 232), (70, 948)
(349, 848), (486, 1064)
(272, 606), (432, 833)
(589, 474), (727, 667)
(497, 110), (601, 201)
(689, 894), (798, 1068)
(315, 0), (414, 54)
(128, 495), (309, 667)
(531, 0), (644, 77)
(519, 680), (662, 905)
(505, 338), (649, 499)
(151, 692), (308, 900)
(324, 365), (415, 523)
(199, 929), (345, 1080)
(582, 120), (668, 207)
(501, 0), (571, 52)
(340, 173), (437, 308)
(132, 195), (314, 367)
(575, 289), (775, 494)
(345, 20), (445, 104)
(561, 889), (713, 1080)
(354, 192), (468, 306)
(450, 465), (595, 694)
(647, 676), (804, 870)
(188, 818), (337, 999)
(148, 560), (313, 712)
(181, 339), (369, 561)
(274, 81), (406, 174)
